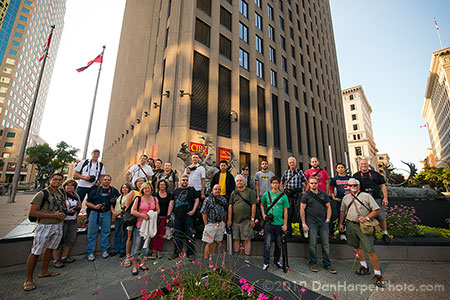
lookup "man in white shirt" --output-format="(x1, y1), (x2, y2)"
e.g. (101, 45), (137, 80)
(74, 149), (106, 202)
(185, 153), (206, 200)
(125, 154), (154, 187)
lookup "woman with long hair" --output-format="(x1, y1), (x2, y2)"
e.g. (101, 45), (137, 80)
(111, 183), (132, 257)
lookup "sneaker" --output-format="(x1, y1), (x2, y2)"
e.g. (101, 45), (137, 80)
(355, 266), (370, 276)
(244, 258), (251, 265)
(374, 275), (385, 287)
(169, 253), (180, 260)
(53, 260), (64, 268)
(340, 234), (347, 241)
(382, 234), (392, 243)
(87, 254), (95, 261)
(309, 264), (318, 272)
(274, 261), (283, 269)
(262, 264), (269, 271)
(325, 266), (337, 274)
(188, 254), (196, 262)
(109, 251), (117, 257)
(102, 251), (109, 259)
(62, 257), (75, 263)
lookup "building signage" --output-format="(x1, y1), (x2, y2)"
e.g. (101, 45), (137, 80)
(189, 142), (209, 155)
(218, 147), (233, 163)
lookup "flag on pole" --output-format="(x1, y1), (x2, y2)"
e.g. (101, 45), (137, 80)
(39, 30), (54, 61)
(76, 50), (104, 72)
(434, 17), (439, 31)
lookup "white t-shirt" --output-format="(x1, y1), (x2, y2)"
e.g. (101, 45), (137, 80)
(65, 197), (80, 221)
(186, 164), (205, 192)
(128, 164), (154, 185)
(75, 160), (106, 188)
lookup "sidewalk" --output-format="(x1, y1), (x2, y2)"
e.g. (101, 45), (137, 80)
(0, 252), (448, 300)
(0, 193), (34, 239)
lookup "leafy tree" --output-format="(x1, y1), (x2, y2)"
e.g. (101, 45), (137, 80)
(25, 143), (54, 168)
(409, 167), (450, 192)
(388, 171), (406, 185)
(52, 141), (79, 172)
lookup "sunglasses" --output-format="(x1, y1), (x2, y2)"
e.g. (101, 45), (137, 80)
(348, 184), (358, 187)
(242, 169), (249, 171)
(309, 182), (318, 185)
(181, 179), (189, 182)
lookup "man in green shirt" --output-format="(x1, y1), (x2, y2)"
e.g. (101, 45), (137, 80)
(260, 176), (289, 271)
(227, 175), (257, 264)
(24, 173), (66, 291)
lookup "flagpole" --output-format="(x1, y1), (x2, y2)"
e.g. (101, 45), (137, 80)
(435, 17), (444, 49)
(82, 45), (105, 159)
(8, 25), (55, 203)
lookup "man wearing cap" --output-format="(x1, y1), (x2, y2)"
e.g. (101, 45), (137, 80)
(338, 178), (385, 287)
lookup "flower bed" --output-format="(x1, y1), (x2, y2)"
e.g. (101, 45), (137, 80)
(385, 204), (421, 237)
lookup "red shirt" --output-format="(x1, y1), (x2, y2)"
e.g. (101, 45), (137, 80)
(305, 168), (329, 192)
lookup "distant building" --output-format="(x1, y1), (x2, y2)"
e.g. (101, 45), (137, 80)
(419, 148), (436, 170)
(342, 85), (378, 173)
(376, 153), (392, 177)
(422, 47), (450, 168)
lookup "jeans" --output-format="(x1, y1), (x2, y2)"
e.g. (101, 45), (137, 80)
(76, 186), (93, 202)
(308, 221), (331, 267)
(113, 218), (127, 254)
(173, 216), (195, 256)
(263, 223), (282, 265)
(86, 211), (111, 255)
(131, 226), (149, 259)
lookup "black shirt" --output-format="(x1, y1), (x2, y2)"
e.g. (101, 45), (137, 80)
(353, 170), (386, 199)
(173, 187), (197, 219)
(301, 190), (330, 224)
(87, 186), (120, 212)
(154, 191), (173, 217)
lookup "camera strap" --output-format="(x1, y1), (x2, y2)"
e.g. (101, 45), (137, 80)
(266, 191), (285, 214)
(137, 164), (150, 181)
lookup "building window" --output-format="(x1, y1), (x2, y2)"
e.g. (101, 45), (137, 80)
(17, 24), (25, 30)
(350, 104), (355, 110)
(4, 142), (13, 148)
(197, 0), (211, 15)
(285, 101), (292, 152)
(281, 56), (287, 72)
(280, 36), (286, 50)
(349, 94), (354, 100)
(8, 49), (18, 56)
(240, 77), (251, 142)
(220, 6), (232, 31)
(256, 59), (264, 79)
(257, 86), (267, 145)
(6, 132), (16, 138)
(219, 35), (232, 59)
(2, 153), (11, 158)
(279, 16), (285, 31)
(239, 22), (249, 43)
(278, 0), (283, 11)
(351, 114), (357, 121)
(283, 78), (288, 94)
(355, 146), (362, 156)
(255, 35), (263, 54)
(22, 7), (30, 14)
(239, 0), (248, 18)
(269, 46), (276, 63)
(255, 0), (261, 8)
(190, 52), (209, 132)
(239, 48), (249, 70)
(255, 12), (263, 30)
(270, 69), (277, 87)
(195, 18), (210, 46)
(272, 94), (280, 148)
(268, 25), (275, 41)
(19, 15), (28, 22)
(294, 85), (299, 100)
(291, 45), (295, 59)
(268, 4), (274, 20)
(218, 65), (232, 137)
(353, 124), (358, 131)
(292, 65), (297, 79)
(14, 32), (23, 38)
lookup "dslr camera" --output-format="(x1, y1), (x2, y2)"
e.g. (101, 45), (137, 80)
(61, 209), (75, 216)
(265, 213), (274, 223)
(87, 175), (97, 183)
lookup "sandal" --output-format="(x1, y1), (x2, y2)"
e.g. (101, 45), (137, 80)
(23, 281), (36, 291)
(355, 266), (370, 276)
(124, 258), (131, 267)
(139, 264), (149, 271)
(131, 268), (139, 276)
(38, 271), (60, 278)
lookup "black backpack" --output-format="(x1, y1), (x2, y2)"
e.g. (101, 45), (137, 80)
(121, 196), (142, 227)
(79, 159), (104, 184)
(28, 189), (51, 222)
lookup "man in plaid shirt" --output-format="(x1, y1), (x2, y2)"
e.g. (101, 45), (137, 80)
(281, 157), (307, 234)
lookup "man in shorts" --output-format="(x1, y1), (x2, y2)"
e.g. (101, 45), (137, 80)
(338, 178), (385, 287)
(227, 175), (257, 264)
(24, 173), (66, 291)
(201, 184), (228, 260)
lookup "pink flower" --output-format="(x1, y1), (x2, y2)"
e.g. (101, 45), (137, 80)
(192, 260), (200, 265)
(177, 294), (184, 300)
(301, 287), (305, 294)
(282, 282), (286, 287)
(205, 282), (209, 287)
(240, 246), (244, 250)
(209, 263), (213, 268)
(240, 278), (247, 285)
(257, 293), (269, 300)
(333, 292), (338, 299)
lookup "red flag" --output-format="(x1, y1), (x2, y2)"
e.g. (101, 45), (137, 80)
(76, 51), (104, 72)
(39, 30), (53, 61)
(420, 124), (427, 128)
(434, 18), (439, 31)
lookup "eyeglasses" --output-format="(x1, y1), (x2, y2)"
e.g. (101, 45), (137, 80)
(242, 169), (249, 171)
(309, 182), (318, 185)
(181, 179), (189, 182)
(348, 184), (358, 187)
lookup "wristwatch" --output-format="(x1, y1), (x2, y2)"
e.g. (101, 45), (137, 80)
(365, 216), (370, 221)
(251, 218), (255, 221)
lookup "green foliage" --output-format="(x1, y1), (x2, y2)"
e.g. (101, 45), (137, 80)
(409, 167), (450, 192)
(25, 141), (79, 173)
(385, 205), (421, 237)
(417, 225), (450, 239)
(445, 218), (450, 229)
(389, 171), (405, 185)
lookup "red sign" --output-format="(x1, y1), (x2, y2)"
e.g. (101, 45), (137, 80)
(189, 142), (209, 155)
(151, 144), (158, 158)
(218, 147), (233, 163)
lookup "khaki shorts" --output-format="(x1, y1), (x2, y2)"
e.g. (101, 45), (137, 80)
(202, 222), (225, 243)
(232, 220), (253, 241)
(346, 221), (376, 253)
(31, 223), (63, 255)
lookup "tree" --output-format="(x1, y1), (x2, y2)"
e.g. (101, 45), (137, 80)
(409, 167), (450, 192)
(25, 143), (54, 167)
(52, 141), (78, 172)
(388, 171), (405, 185)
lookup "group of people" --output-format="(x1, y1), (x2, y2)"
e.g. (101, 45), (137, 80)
(23, 150), (390, 291)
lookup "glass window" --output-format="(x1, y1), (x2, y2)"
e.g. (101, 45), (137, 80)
(353, 124), (358, 130)
(280, 36), (286, 50)
(278, 0), (283, 11)
(22, 7), (30, 14)
(256, 60), (264, 79)
(14, 32), (23, 38)
(11, 40), (20, 47)
(19, 15), (28, 22)
(279, 16), (285, 31)
(268, 5), (274, 20)
(269, 47), (276, 63)
(4, 142), (13, 148)
(195, 18), (210, 46)
(281, 56), (287, 72)
(239, 48), (249, 70)
(350, 104), (355, 110)
(197, 0), (211, 15)
(268, 25), (275, 41)
(239, 0), (248, 18)
(270, 69), (277, 87)
(352, 114), (357, 121)
(8, 49), (18, 56)
(355, 146), (362, 156)
(220, 6), (232, 31)
(17, 24), (25, 30)
(219, 35), (232, 59)
(283, 78), (288, 94)
(239, 22), (248, 43)
(255, 35), (263, 54)
(255, 0), (262, 8)
(255, 13), (263, 30)
(6, 132), (16, 138)
(25, 0), (32, 5)
(349, 95), (354, 100)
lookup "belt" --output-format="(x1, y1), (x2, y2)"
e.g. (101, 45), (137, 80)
(347, 220), (359, 225)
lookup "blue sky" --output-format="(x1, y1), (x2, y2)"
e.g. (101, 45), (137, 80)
(329, 0), (450, 171)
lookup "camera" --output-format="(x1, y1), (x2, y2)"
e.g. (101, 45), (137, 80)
(99, 203), (107, 212)
(265, 213), (274, 223)
(61, 209), (75, 216)
(166, 217), (174, 227)
(73, 206), (81, 213)
(87, 175), (97, 183)
(188, 166), (197, 171)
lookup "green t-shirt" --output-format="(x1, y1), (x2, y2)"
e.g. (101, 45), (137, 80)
(261, 191), (290, 225)
(30, 188), (66, 224)
(229, 188), (257, 224)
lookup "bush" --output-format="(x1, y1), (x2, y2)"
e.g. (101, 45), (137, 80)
(417, 225), (450, 239)
(385, 205), (421, 237)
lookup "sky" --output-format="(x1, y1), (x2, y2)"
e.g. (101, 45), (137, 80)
(39, 0), (450, 173)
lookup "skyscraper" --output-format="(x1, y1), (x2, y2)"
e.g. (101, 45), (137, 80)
(422, 47), (450, 168)
(0, 0), (66, 182)
(342, 85), (378, 173)
(103, 0), (348, 182)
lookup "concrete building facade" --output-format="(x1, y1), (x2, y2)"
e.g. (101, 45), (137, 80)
(103, 0), (348, 184)
(342, 85), (378, 173)
(422, 47), (450, 168)
(376, 153), (391, 177)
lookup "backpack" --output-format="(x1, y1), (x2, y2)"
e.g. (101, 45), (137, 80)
(121, 196), (142, 227)
(79, 159), (104, 184)
(28, 189), (50, 222)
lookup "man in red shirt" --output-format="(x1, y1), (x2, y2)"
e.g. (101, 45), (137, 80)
(305, 157), (330, 194)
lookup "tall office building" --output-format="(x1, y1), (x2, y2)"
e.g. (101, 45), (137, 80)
(103, 0), (348, 183)
(342, 85), (378, 173)
(422, 47), (450, 168)
(0, 0), (66, 181)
